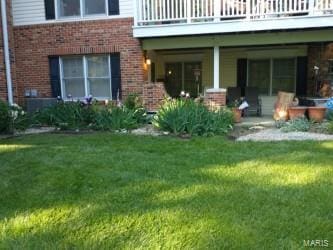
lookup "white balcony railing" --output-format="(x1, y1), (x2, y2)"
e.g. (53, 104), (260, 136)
(135, 0), (333, 26)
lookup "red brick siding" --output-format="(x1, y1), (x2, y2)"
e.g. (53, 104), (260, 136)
(13, 18), (146, 103)
(142, 82), (168, 111)
(204, 90), (227, 109)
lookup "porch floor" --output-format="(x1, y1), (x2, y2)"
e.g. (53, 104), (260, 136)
(237, 116), (275, 127)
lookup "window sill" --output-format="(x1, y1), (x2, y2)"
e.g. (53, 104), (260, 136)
(50, 15), (127, 25)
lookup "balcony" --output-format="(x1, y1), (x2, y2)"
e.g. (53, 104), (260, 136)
(133, 0), (333, 37)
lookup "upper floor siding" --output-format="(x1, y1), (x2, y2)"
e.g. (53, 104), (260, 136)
(12, 0), (134, 26)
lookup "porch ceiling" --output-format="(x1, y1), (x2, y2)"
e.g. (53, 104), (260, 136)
(142, 29), (333, 50)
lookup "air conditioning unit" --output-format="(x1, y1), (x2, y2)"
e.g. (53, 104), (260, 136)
(26, 98), (57, 113)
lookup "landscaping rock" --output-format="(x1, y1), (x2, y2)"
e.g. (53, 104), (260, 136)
(131, 125), (162, 136)
(237, 128), (333, 141)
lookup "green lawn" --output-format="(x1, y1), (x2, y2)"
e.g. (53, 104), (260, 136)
(0, 133), (332, 249)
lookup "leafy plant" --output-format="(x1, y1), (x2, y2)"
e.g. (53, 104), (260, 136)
(327, 110), (333, 121)
(9, 104), (29, 131)
(153, 98), (233, 136)
(93, 105), (139, 131)
(123, 93), (147, 124)
(33, 95), (147, 131)
(0, 100), (10, 133)
(328, 121), (333, 134)
(279, 118), (311, 133)
(33, 101), (97, 130)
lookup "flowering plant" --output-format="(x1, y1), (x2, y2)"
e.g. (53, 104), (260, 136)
(8, 103), (28, 132)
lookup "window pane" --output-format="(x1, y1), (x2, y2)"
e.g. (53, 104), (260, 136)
(87, 56), (109, 77)
(84, 0), (106, 15)
(62, 57), (84, 78)
(64, 79), (85, 98)
(272, 58), (295, 95)
(59, 0), (80, 17)
(88, 78), (111, 98)
(248, 60), (270, 95)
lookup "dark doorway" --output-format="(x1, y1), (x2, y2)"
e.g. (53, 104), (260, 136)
(165, 62), (202, 98)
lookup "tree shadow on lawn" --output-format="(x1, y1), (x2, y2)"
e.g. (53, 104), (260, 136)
(0, 134), (332, 248)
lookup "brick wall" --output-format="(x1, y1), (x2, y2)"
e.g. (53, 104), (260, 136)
(13, 18), (146, 103)
(204, 89), (227, 109)
(307, 43), (333, 96)
(142, 82), (168, 111)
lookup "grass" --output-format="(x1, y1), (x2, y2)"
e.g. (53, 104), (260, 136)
(0, 133), (332, 249)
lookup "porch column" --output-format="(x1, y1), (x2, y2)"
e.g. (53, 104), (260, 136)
(213, 46), (220, 89)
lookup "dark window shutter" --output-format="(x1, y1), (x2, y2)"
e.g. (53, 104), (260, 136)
(48, 56), (61, 98)
(108, 0), (119, 15)
(237, 58), (247, 96)
(110, 53), (121, 100)
(296, 57), (308, 96)
(45, 0), (56, 20)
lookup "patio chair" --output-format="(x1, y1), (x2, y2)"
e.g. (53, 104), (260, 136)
(244, 87), (262, 116)
(227, 87), (242, 106)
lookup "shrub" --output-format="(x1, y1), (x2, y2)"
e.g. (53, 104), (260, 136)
(93, 105), (140, 131)
(9, 104), (29, 131)
(0, 100), (10, 133)
(123, 93), (147, 124)
(33, 101), (97, 130)
(328, 121), (333, 134)
(327, 110), (333, 121)
(33, 95), (147, 131)
(153, 98), (233, 136)
(279, 118), (311, 133)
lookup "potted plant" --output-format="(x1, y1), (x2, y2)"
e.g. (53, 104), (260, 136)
(308, 106), (327, 122)
(229, 99), (242, 123)
(288, 106), (307, 120)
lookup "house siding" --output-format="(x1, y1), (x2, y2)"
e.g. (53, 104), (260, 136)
(12, 0), (134, 26)
(13, 18), (146, 102)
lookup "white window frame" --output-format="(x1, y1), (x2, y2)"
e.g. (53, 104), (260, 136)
(247, 57), (297, 96)
(59, 55), (112, 100)
(55, 0), (109, 20)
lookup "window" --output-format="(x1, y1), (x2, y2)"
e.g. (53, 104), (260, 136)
(84, 0), (106, 15)
(60, 55), (112, 99)
(272, 58), (295, 94)
(248, 58), (296, 96)
(57, 0), (107, 18)
(58, 0), (80, 17)
(248, 59), (270, 95)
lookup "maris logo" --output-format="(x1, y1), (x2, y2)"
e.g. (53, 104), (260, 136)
(304, 240), (329, 247)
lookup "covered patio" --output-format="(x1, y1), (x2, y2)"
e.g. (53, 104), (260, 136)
(142, 29), (333, 115)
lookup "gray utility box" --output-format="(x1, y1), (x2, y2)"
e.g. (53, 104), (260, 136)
(26, 98), (57, 113)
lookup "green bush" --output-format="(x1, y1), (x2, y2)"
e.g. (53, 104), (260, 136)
(327, 110), (333, 121)
(123, 93), (147, 124)
(33, 95), (147, 131)
(93, 105), (140, 131)
(153, 98), (234, 136)
(0, 100), (10, 133)
(280, 118), (311, 133)
(33, 101), (97, 130)
(328, 121), (333, 134)
(9, 104), (29, 131)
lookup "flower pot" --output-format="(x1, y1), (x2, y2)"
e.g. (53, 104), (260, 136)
(288, 106), (307, 120)
(232, 108), (242, 123)
(308, 106), (327, 122)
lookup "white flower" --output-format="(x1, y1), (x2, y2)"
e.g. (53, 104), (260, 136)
(10, 110), (18, 120)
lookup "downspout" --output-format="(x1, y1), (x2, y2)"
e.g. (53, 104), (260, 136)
(1, 0), (13, 105)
